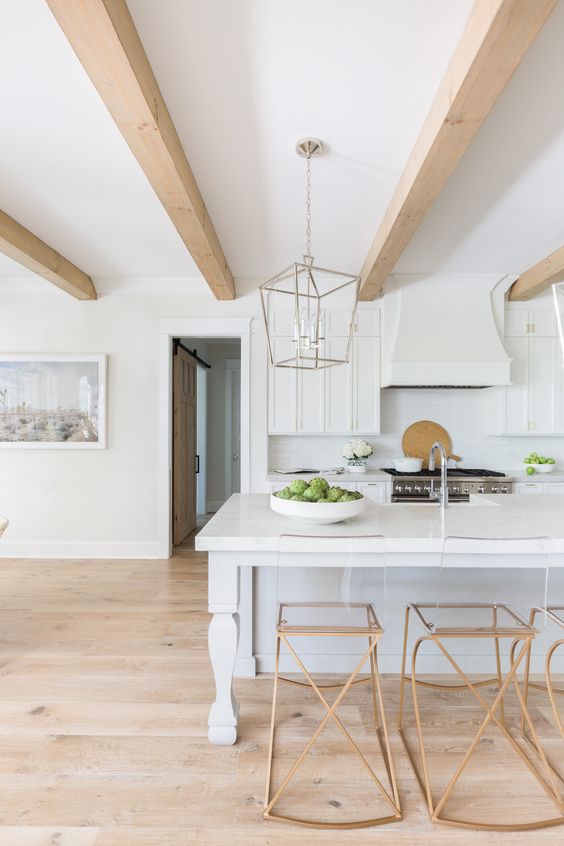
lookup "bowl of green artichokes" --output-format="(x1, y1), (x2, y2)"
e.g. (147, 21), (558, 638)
(270, 478), (366, 524)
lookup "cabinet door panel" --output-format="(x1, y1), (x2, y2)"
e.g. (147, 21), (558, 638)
(297, 367), (324, 433)
(530, 337), (559, 433)
(324, 338), (352, 433)
(514, 482), (544, 495)
(353, 336), (380, 433)
(502, 338), (528, 434)
(529, 309), (556, 337)
(544, 483), (564, 495)
(505, 310), (529, 337)
(268, 339), (297, 433)
(355, 310), (380, 335)
(358, 482), (388, 503)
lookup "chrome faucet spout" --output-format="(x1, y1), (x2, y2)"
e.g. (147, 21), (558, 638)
(428, 441), (448, 511)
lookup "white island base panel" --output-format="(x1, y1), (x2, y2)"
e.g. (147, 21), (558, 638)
(196, 494), (564, 745)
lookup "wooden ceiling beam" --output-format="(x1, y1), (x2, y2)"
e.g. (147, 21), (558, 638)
(359, 0), (556, 301)
(0, 209), (96, 300)
(46, 0), (235, 300)
(509, 245), (564, 300)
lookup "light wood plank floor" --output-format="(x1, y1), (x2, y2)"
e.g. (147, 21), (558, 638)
(0, 536), (562, 844)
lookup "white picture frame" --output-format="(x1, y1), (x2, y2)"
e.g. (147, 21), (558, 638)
(0, 354), (107, 449)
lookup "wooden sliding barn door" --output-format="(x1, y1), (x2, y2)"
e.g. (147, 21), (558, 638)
(173, 345), (197, 545)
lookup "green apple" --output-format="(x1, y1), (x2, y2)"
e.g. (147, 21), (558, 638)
(526, 466), (536, 475)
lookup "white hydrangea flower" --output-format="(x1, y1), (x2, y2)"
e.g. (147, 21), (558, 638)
(341, 443), (355, 460)
(342, 439), (373, 460)
(354, 440), (373, 458)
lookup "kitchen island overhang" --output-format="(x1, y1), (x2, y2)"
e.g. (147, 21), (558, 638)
(197, 494), (564, 745)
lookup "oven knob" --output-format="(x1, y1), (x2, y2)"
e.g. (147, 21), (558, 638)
(414, 485), (422, 493)
(491, 486), (498, 493)
(452, 486), (460, 494)
(395, 485), (403, 494)
(477, 485), (485, 494)
(423, 485), (431, 493)
(405, 485), (412, 493)
(501, 486), (508, 493)
(463, 487), (470, 494)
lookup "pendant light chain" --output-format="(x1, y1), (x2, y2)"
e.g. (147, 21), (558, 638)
(305, 152), (312, 261)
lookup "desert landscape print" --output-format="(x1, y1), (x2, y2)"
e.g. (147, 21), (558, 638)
(0, 359), (101, 444)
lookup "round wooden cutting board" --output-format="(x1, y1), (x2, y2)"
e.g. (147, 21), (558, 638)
(401, 420), (461, 468)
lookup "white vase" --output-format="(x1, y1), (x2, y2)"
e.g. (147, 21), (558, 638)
(347, 462), (367, 474)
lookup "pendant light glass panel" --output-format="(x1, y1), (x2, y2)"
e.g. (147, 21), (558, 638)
(260, 261), (360, 370)
(553, 282), (564, 366)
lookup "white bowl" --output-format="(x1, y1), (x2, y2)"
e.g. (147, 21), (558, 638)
(270, 493), (366, 525)
(394, 457), (423, 472)
(524, 463), (555, 474)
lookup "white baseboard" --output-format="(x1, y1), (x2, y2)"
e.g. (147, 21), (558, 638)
(235, 656), (257, 678)
(255, 652), (563, 676)
(0, 541), (166, 559)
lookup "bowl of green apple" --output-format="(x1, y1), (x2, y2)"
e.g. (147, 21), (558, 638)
(524, 452), (556, 475)
(270, 478), (366, 524)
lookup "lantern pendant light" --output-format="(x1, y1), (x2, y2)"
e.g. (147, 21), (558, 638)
(260, 138), (360, 370)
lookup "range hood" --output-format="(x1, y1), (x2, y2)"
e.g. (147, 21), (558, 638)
(381, 274), (512, 388)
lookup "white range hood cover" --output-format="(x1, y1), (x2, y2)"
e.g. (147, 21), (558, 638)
(381, 274), (512, 388)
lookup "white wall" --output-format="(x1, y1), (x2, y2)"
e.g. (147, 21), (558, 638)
(0, 281), (267, 557)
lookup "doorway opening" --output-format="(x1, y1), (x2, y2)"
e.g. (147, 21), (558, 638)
(172, 336), (242, 546)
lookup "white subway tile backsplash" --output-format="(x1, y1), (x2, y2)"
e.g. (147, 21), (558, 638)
(269, 388), (564, 472)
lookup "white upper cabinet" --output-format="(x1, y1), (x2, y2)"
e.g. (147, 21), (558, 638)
(351, 336), (380, 433)
(529, 337), (561, 434)
(505, 307), (556, 337)
(502, 338), (528, 434)
(501, 308), (564, 435)
(324, 337), (352, 433)
(268, 338), (297, 433)
(297, 364), (325, 433)
(268, 307), (381, 435)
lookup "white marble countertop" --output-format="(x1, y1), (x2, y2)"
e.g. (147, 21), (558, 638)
(195, 493), (564, 554)
(266, 470), (391, 483)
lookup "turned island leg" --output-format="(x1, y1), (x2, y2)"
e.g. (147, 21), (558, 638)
(207, 554), (240, 745)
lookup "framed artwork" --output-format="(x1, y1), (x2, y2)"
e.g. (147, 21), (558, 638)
(0, 354), (107, 449)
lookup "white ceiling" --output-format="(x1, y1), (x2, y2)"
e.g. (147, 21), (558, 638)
(396, 0), (564, 276)
(0, 0), (199, 280)
(0, 0), (563, 289)
(128, 0), (474, 279)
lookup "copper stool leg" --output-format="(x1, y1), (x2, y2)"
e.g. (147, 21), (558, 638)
(398, 623), (564, 831)
(517, 608), (564, 800)
(264, 616), (401, 829)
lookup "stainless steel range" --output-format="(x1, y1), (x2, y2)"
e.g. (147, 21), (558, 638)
(381, 468), (514, 503)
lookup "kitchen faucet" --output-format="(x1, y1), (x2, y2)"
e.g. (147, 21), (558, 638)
(428, 441), (448, 511)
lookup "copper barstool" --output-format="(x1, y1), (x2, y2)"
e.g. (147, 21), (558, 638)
(398, 535), (564, 831)
(264, 534), (401, 828)
(518, 606), (564, 799)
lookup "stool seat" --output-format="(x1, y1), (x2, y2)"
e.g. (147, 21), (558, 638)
(409, 601), (537, 637)
(277, 601), (382, 635)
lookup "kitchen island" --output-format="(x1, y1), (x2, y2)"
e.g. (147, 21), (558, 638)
(196, 493), (564, 744)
